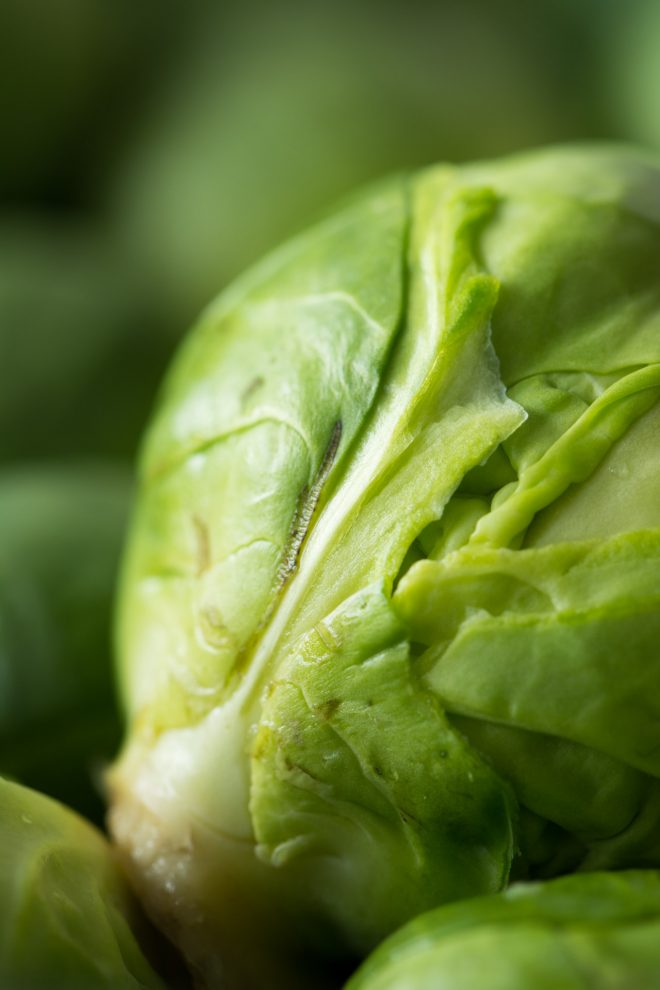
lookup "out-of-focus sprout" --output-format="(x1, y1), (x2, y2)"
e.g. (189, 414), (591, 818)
(0, 776), (169, 989)
(345, 871), (660, 990)
(110, 146), (660, 988)
(0, 0), (184, 204)
(110, 0), (603, 327)
(0, 464), (131, 821)
(603, 0), (660, 153)
(0, 220), (177, 462)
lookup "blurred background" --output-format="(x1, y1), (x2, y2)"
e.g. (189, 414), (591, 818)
(1, 0), (659, 822)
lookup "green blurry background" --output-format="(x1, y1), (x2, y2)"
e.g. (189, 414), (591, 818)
(1, 0), (658, 822)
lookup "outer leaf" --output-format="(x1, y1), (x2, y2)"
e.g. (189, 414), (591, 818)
(0, 777), (167, 990)
(346, 871), (660, 990)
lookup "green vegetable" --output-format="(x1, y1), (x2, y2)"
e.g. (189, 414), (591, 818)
(110, 146), (660, 987)
(0, 776), (167, 989)
(346, 870), (660, 990)
(0, 0), (183, 202)
(603, 0), (660, 154)
(0, 220), (175, 462)
(0, 464), (131, 821)
(112, 0), (600, 326)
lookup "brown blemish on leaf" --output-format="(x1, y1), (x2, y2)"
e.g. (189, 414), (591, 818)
(241, 375), (265, 405)
(192, 514), (211, 576)
(315, 698), (341, 721)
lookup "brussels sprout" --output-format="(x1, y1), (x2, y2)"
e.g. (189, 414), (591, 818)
(0, 464), (131, 821)
(0, 0), (184, 202)
(0, 776), (167, 989)
(109, 146), (660, 987)
(601, 0), (660, 153)
(346, 870), (660, 990)
(0, 220), (176, 462)
(111, 0), (602, 326)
